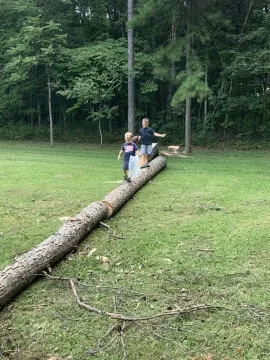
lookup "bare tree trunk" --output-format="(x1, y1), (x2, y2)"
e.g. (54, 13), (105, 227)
(99, 100), (103, 147)
(128, 0), (135, 134)
(167, 12), (176, 119)
(98, 118), (103, 147)
(0, 156), (167, 309)
(46, 66), (54, 147)
(204, 70), (208, 129)
(30, 111), (34, 128)
(38, 100), (41, 127)
(184, 0), (192, 155)
(61, 103), (67, 135)
(109, 118), (112, 133)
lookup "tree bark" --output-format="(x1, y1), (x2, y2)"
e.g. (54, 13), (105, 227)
(0, 156), (167, 309)
(46, 65), (54, 147)
(104, 156), (167, 217)
(38, 100), (41, 127)
(0, 201), (108, 309)
(204, 70), (208, 129)
(185, 0), (192, 155)
(128, 0), (135, 134)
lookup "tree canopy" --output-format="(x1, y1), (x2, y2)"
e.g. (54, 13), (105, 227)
(0, 0), (269, 146)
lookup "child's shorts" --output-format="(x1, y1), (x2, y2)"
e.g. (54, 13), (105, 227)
(123, 161), (129, 170)
(141, 144), (152, 155)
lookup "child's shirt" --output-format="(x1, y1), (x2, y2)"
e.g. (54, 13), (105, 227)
(138, 127), (154, 145)
(121, 142), (138, 162)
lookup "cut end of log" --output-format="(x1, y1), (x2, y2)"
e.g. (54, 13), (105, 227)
(168, 146), (180, 153)
(102, 200), (113, 219)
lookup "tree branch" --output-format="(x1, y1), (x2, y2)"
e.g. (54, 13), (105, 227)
(70, 280), (229, 322)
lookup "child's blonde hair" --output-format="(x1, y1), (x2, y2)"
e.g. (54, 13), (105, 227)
(125, 132), (133, 141)
(142, 117), (149, 123)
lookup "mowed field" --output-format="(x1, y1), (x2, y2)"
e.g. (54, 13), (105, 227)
(1, 141), (270, 360)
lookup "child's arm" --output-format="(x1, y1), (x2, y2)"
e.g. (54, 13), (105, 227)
(134, 144), (140, 156)
(138, 129), (142, 143)
(153, 132), (166, 138)
(118, 150), (123, 160)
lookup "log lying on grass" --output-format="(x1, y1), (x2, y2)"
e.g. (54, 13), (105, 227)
(0, 156), (167, 309)
(0, 201), (108, 309)
(104, 155), (167, 217)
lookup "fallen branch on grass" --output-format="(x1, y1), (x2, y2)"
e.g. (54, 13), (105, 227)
(42, 273), (147, 296)
(99, 221), (110, 229)
(70, 280), (227, 322)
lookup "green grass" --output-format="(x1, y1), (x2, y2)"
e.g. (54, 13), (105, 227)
(1, 141), (270, 360)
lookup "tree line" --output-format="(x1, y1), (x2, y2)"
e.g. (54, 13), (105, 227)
(0, 0), (269, 148)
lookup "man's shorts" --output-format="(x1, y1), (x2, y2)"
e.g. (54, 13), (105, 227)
(140, 144), (152, 155)
(123, 160), (129, 170)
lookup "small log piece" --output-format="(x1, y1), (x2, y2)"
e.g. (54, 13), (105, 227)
(168, 146), (180, 154)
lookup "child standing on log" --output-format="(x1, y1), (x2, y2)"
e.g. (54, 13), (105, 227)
(138, 118), (166, 168)
(118, 132), (138, 182)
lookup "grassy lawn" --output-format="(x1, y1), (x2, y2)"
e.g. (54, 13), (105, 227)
(1, 141), (270, 360)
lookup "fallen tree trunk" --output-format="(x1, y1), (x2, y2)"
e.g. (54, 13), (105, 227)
(0, 156), (167, 309)
(104, 156), (167, 217)
(0, 202), (108, 309)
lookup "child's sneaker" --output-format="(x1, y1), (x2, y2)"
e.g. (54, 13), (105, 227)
(123, 175), (128, 180)
(126, 177), (131, 182)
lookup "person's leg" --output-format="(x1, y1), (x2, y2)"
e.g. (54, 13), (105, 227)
(126, 170), (131, 182)
(123, 162), (128, 179)
(143, 154), (148, 166)
(146, 145), (153, 166)
(140, 145), (148, 168)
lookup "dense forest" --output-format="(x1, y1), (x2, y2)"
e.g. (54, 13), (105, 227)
(0, 0), (269, 146)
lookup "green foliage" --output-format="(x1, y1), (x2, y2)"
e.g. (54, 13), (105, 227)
(0, 0), (270, 142)
(172, 72), (210, 105)
(58, 39), (127, 124)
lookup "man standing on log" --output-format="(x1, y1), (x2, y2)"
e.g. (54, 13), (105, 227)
(138, 118), (166, 168)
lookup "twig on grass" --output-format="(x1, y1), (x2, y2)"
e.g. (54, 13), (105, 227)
(87, 333), (119, 356)
(85, 298), (130, 360)
(42, 273), (146, 296)
(110, 232), (124, 240)
(100, 221), (110, 229)
(119, 327), (126, 360)
(70, 280), (228, 322)
(165, 187), (187, 211)
(99, 221), (125, 240)
(198, 248), (214, 252)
